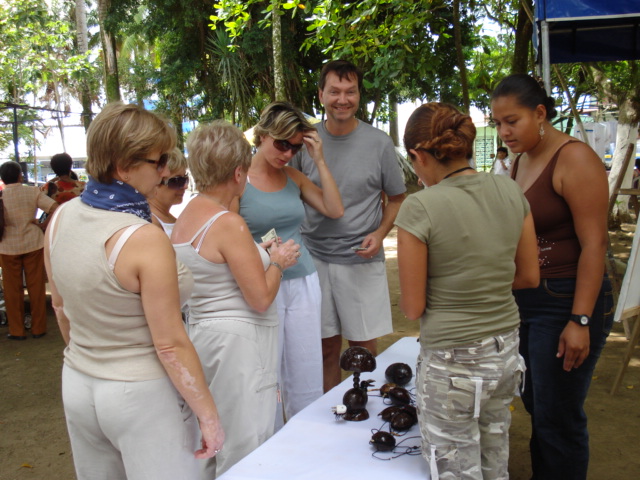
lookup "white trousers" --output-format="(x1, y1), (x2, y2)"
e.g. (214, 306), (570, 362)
(274, 272), (323, 429)
(189, 318), (278, 479)
(62, 365), (199, 480)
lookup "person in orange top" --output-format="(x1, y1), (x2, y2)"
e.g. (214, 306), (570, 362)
(41, 153), (86, 204)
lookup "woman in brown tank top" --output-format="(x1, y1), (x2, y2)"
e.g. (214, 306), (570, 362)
(491, 74), (613, 480)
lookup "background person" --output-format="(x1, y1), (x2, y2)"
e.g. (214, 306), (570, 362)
(291, 59), (406, 392)
(173, 120), (301, 478)
(0, 161), (57, 340)
(396, 102), (539, 480)
(149, 147), (190, 237)
(44, 102), (224, 479)
(491, 146), (511, 176)
(239, 101), (343, 427)
(41, 152), (86, 204)
(491, 74), (613, 480)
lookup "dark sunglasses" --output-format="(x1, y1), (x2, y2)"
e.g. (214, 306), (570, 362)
(140, 153), (169, 172)
(273, 139), (304, 154)
(161, 173), (190, 190)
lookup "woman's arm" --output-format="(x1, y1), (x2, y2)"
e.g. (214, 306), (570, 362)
(555, 142), (609, 371)
(43, 224), (70, 345)
(285, 130), (344, 219)
(513, 212), (540, 290)
(117, 226), (224, 458)
(213, 213), (300, 312)
(397, 227), (428, 321)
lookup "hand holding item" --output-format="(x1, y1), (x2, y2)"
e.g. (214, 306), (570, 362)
(269, 238), (300, 271)
(354, 232), (383, 259)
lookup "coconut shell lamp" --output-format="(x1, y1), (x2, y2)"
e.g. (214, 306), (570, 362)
(339, 346), (376, 421)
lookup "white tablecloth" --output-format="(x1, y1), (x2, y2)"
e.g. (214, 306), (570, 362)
(219, 336), (430, 480)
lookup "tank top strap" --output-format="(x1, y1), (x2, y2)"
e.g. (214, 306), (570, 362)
(511, 154), (522, 180)
(548, 139), (580, 171)
(108, 223), (147, 270)
(192, 210), (229, 253)
(47, 202), (69, 250)
(510, 139), (581, 180)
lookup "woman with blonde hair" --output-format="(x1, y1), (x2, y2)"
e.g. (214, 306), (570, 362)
(239, 101), (343, 427)
(44, 102), (224, 480)
(396, 102), (539, 479)
(491, 74), (613, 480)
(173, 120), (301, 478)
(149, 147), (190, 237)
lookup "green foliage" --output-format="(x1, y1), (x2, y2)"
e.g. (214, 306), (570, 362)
(0, 0), (96, 154)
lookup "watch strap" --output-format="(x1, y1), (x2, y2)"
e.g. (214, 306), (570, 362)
(569, 314), (590, 326)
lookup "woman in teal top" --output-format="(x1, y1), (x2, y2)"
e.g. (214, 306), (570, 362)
(239, 102), (343, 426)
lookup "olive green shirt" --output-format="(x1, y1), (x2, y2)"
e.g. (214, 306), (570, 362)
(395, 173), (530, 349)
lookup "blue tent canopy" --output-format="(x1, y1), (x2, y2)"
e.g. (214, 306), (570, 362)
(535, 0), (640, 64)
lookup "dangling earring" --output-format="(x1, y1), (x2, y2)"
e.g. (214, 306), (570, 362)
(539, 124), (545, 139)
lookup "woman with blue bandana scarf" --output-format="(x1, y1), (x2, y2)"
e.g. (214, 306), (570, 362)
(44, 102), (224, 480)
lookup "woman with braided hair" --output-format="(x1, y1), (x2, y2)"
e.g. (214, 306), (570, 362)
(395, 102), (539, 479)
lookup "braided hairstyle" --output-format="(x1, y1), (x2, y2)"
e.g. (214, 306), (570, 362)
(403, 103), (476, 164)
(491, 74), (557, 120)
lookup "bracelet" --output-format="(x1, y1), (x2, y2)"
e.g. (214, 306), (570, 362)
(269, 262), (284, 278)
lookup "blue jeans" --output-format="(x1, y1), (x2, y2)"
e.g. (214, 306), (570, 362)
(513, 277), (613, 480)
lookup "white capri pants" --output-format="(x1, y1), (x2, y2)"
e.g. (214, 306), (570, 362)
(189, 318), (278, 479)
(274, 272), (323, 428)
(62, 364), (199, 480)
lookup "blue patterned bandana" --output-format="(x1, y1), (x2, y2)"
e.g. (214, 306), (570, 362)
(81, 177), (151, 222)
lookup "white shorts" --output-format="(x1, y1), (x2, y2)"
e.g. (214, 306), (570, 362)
(313, 259), (393, 341)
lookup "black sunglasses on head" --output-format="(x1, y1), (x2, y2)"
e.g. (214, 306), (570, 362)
(273, 139), (304, 154)
(161, 173), (189, 190)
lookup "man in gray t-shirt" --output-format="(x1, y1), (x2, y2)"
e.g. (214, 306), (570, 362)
(291, 60), (406, 391)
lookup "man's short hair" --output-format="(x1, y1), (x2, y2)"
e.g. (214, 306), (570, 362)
(0, 161), (23, 184)
(50, 153), (73, 176)
(496, 146), (508, 155)
(319, 60), (363, 92)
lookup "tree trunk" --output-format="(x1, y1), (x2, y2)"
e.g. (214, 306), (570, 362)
(452, 0), (470, 112)
(75, 0), (93, 130)
(52, 81), (67, 152)
(98, 0), (120, 102)
(389, 94), (399, 146)
(272, 1), (286, 101)
(608, 98), (638, 226)
(512, 0), (533, 74)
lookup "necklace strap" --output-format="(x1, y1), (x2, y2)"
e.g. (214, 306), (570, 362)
(443, 166), (475, 180)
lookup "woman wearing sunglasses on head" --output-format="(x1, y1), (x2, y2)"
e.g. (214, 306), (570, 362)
(238, 101), (343, 428)
(149, 147), (190, 237)
(43, 102), (224, 480)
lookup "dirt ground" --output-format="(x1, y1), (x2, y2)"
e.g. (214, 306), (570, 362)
(1, 226), (639, 480)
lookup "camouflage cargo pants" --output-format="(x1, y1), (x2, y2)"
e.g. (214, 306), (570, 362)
(416, 327), (523, 480)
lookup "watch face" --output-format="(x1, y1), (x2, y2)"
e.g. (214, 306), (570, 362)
(580, 316), (589, 325)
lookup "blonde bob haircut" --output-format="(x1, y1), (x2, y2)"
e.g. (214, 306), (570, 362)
(186, 120), (252, 191)
(253, 101), (316, 148)
(86, 102), (176, 183)
(166, 147), (188, 174)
